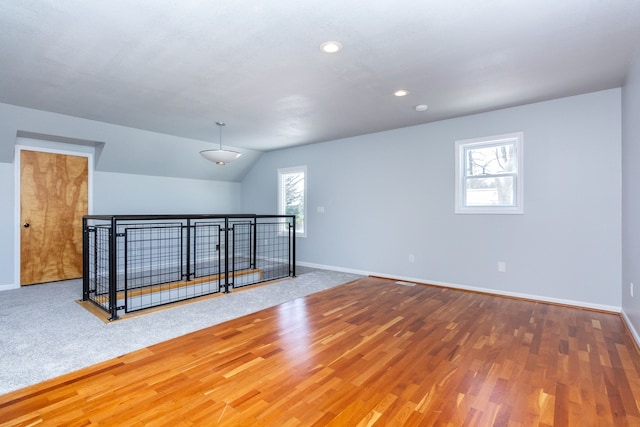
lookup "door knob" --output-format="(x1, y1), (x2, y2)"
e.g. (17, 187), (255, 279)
(23, 223), (30, 228)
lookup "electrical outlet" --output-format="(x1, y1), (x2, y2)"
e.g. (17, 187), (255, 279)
(497, 261), (506, 273)
(409, 254), (415, 263)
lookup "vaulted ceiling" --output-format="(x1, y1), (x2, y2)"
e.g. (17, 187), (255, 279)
(1, 0), (639, 156)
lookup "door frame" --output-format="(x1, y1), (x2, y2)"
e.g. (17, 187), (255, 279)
(14, 144), (94, 287)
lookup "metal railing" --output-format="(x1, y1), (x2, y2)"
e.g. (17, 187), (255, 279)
(82, 214), (296, 320)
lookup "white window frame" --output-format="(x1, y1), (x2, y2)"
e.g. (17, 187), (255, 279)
(278, 165), (307, 237)
(455, 132), (524, 214)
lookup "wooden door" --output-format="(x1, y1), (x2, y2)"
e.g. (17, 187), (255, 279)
(20, 150), (88, 285)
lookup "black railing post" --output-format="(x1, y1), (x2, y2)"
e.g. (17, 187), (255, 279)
(291, 215), (296, 277)
(108, 216), (119, 321)
(82, 216), (89, 301)
(251, 219), (257, 269)
(224, 217), (230, 293)
(185, 219), (192, 281)
(123, 225), (128, 315)
(231, 223), (236, 287)
(93, 227), (99, 296)
(217, 224), (222, 290)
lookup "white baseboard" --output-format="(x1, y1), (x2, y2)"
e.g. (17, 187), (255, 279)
(378, 272), (621, 313)
(621, 310), (640, 349)
(296, 261), (370, 276)
(0, 283), (19, 291)
(296, 261), (622, 313)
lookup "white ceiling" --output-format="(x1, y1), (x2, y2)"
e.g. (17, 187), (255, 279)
(1, 0), (639, 154)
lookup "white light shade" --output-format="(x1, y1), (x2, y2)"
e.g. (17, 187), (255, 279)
(200, 149), (242, 165)
(201, 121), (242, 165)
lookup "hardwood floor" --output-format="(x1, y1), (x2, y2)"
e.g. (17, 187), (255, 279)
(2, 277), (640, 426)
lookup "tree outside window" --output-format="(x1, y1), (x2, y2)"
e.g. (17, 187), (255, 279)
(278, 166), (307, 236)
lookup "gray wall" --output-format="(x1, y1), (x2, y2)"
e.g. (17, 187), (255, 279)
(242, 90), (622, 309)
(622, 52), (640, 334)
(93, 171), (240, 214)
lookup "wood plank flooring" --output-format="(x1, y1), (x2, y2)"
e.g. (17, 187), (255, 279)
(2, 277), (640, 426)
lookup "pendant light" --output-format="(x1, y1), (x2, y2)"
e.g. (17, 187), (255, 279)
(200, 122), (242, 165)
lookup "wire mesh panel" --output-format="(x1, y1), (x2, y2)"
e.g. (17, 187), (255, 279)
(83, 214), (295, 319)
(231, 221), (253, 269)
(123, 223), (183, 289)
(192, 220), (224, 279)
(123, 223), (184, 312)
(84, 223), (111, 308)
(253, 219), (294, 283)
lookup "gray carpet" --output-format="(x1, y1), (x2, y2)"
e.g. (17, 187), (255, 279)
(0, 267), (362, 396)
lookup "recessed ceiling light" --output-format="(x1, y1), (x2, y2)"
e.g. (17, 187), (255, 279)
(394, 89), (410, 97)
(414, 104), (428, 112)
(320, 41), (342, 54)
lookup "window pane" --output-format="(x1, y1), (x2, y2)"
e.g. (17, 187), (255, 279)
(466, 143), (517, 176)
(283, 172), (304, 232)
(455, 132), (523, 214)
(465, 176), (514, 206)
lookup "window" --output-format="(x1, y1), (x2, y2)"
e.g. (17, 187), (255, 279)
(455, 132), (523, 214)
(278, 166), (307, 236)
